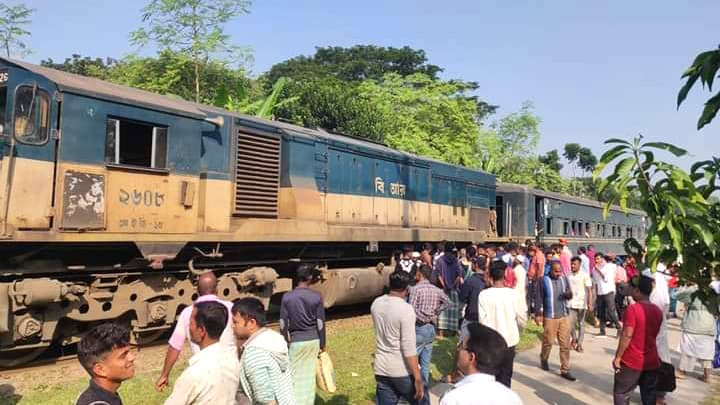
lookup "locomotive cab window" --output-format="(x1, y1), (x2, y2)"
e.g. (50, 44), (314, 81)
(105, 118), (168, 169)
(13, 84), (51, 145)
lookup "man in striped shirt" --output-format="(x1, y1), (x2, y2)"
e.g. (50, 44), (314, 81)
(232, 298), (295, 405)
(409, 264), (448, 403)
(534, 260), (576, 381)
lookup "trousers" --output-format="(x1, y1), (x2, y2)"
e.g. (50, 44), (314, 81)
(541, 316), (571, 373)
(598, 292), (621, 334)
(568, 308), (587, 346)
(613, 365), (658, 405)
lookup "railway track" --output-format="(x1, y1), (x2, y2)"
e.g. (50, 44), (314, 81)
(1, 303), (372, 375)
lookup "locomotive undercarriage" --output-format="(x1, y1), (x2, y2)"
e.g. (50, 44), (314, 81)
(0, 240), (412, 367)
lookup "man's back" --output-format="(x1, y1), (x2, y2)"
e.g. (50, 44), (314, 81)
(164, 343), (240, 405)
(280, 287), (323, 341)
(477, 288), (522, 347)
(439, 373), (523, 405)
(169, 296), (235, 354)
(371, 294), (417, 377)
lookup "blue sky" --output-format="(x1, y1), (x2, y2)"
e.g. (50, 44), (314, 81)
(17, 0), (720, 171)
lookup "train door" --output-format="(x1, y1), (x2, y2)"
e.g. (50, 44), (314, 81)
(534, 197), (545, 238)
(495, 195), (504, 237)
(0, 68), (58, 232)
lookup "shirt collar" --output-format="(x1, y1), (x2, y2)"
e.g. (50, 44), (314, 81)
(189, 341), (221, 365)
(455, 372), (496, 387)
(89, 379), (121, 400)
(242, 327), (269, 348)
(195, 294), (220, 303)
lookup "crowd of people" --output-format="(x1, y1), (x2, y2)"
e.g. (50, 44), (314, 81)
(384, 239), (720, 405)
(71, 240), (719, 405)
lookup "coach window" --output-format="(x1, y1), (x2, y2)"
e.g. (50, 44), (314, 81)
(13, 84), (51, 145)
(562, 221), (569, 235)
(105, 118), (168, 169)
(545, 218), (553, 235)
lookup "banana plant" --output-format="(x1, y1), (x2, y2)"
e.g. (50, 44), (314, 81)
(215, 77), (298, 119)
(593, 136), (720, 306)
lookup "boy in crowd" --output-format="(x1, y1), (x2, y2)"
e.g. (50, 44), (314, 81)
(76, 324), (136, 405)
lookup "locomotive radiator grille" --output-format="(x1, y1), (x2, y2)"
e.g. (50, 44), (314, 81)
(234, 131), (280, 218)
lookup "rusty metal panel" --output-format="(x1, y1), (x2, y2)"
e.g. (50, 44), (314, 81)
(469, 207), (489, 232)
(61, 170), (106, 229)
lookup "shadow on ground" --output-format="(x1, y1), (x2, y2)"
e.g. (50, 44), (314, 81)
(0, 384), (21, 405)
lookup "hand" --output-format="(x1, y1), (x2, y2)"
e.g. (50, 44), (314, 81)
(534, 315), (543, 326)
(588, 305), (594, 313)
(612, 357), (622, 371)
(155, 375), (169, 392)
(413, 377), (424, 401)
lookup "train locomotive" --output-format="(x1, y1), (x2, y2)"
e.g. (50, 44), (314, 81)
(0, 58), (644, 367)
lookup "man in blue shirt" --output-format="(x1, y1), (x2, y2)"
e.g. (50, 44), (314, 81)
(280, 264), (326, 405)
(535, 260), (576, 381)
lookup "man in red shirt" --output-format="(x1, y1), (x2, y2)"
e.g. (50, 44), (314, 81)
(612, 275), (663, 405)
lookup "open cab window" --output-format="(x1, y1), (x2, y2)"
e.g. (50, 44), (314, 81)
(105, 117), (168, 169)
(13, 84), (51, 145)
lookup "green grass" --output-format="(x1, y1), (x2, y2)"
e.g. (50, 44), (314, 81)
(1, 321), (546, 405)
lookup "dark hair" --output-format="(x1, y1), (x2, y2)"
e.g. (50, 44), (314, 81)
(594, 252), (604, 259)
(571, 256), (581, 264)
(578, 246), (587, 254)
(417, 264), (432, 280)
(466, 245), (476, 258)
(631, 275), (654, 296)
(193, 301), (228, 340)
(78, 323), (130, 376)
(403, 245), (413, 254)
(296, 263), (315, 282)
(422, 242), (432, 251)
(489, 261), (506, 281)
(389, 270), (413, 291)
(465, 323), (507, 373)
(436, 241), (446, 252)
(550, 259), (562, 268)
(232, 297), (268, 327)
(506, 242), (518, 252)
(473, 255), (487, 271)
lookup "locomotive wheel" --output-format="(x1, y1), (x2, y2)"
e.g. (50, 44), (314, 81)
(0, 347), (47, 369)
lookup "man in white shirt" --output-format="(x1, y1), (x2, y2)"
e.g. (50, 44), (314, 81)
(439, 323), (523, 405)
(592, 253), (621, 337)
(156, 272), (235, 392)
(164, 301), (240, 405)
(477, 261), (527, 388)
(568, 257), (593, 352)
(577, 246), (590, 276)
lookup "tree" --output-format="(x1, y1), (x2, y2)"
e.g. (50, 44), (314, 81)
(594, 44), (720, 308)
(264, 45), (497, 124)
(130, 0), (251, 102)
(577, 147), (597, 174)
(490, 102), (540, 158)
(219, 77), (298, 119)
(0, 3), (33, 58)
(677, 45), (720, 129)
(539, 149), (563, 172)
(109, 50), (249, 104)
(41, 54), (118, 79)
(357, 73), (482, 166)
(272, 77), (391, 141)
(264, 45), (443, 86)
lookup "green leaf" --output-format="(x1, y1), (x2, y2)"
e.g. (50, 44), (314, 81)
(593, 145), (629, 179)
(604, 138), (632, 146)
(664, 193), (687, 216)
(677, 73), (699, 108)
(699, 51), (720, 90)
(642, 142), (687, 157)
(698, 91), (720, 130)
(665, 220), (683, 254)
(686, 217), (716, 249)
